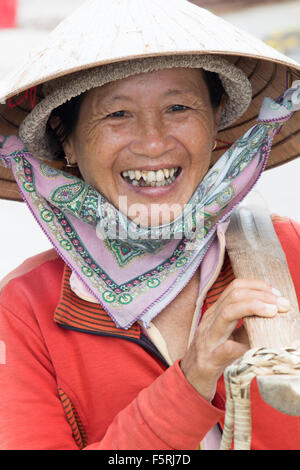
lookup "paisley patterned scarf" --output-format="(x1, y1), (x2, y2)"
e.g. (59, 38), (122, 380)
(0, 85), (299, 329)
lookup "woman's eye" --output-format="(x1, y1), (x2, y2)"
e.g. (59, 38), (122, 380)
(107, 110), (128, 119)
(169, 105), (189, 112)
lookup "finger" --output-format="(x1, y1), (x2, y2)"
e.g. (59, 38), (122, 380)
(217, 287), (290, 313)
(209, 299), (281, 347)
(215, 278), (289, 312)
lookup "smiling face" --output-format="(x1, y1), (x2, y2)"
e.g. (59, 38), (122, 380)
(63, 68), (225, 226)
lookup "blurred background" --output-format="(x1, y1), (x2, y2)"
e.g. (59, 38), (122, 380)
(0, 0), (300, 278)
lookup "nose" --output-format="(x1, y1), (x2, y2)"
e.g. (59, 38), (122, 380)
(129, 115), (176, 159)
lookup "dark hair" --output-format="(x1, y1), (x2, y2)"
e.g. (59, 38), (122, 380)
(203, 70), (225, 109)
(46, 93), (87, 159)
(46, 70), (225, 160)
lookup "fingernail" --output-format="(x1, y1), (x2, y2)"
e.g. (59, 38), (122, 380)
(264, 303), (278, 315)
(277, 297), (290, 311)
(272, 288), (282, 297)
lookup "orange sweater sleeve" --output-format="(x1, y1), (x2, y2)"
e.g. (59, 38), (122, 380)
(0, 249), (58, 293)
(84, 360), (224, 450)
(0, 302), (80, 450)
(0, 278), (223, 450)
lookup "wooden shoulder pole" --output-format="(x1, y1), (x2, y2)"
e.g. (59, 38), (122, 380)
(226, 192), (300, 415)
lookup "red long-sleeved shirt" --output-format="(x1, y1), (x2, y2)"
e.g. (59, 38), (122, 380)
(0, 217), (300, 450)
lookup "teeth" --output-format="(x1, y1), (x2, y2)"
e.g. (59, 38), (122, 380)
(148, 171), (155, 182)
(122, 167), (179, 186)
(135, 170), (141, 180)
(156, 169), (164, 182)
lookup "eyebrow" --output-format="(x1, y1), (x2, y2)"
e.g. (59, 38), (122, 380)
(163, 89), (195, 97)
(107, 95), (135, 102)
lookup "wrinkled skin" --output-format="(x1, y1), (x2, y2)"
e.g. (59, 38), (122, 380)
(63, 68), (223, 226)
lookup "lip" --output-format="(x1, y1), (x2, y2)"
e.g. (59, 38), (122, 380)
(119, 167), (183, 197)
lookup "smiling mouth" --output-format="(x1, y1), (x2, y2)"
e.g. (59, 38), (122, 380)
(121, 167), (181, 187)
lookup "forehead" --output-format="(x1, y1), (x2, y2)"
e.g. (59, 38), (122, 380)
(85, 67), (207, 103)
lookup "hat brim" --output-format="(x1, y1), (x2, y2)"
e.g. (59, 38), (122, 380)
(1, 52), (299, 202)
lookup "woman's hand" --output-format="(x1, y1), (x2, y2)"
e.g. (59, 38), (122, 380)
(180, 278), (291, 402)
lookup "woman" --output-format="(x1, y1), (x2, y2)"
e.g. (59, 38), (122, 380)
(0, 0), (300, 450)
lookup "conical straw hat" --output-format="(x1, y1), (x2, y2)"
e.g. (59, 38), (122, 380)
(0, 0), (299, 201)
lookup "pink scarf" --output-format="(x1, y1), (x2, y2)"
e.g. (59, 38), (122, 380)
(0, 84), (299, 329)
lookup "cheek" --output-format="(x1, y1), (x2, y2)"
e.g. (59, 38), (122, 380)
(176, 118), (213, 161)
(75, 127), (121, 176)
